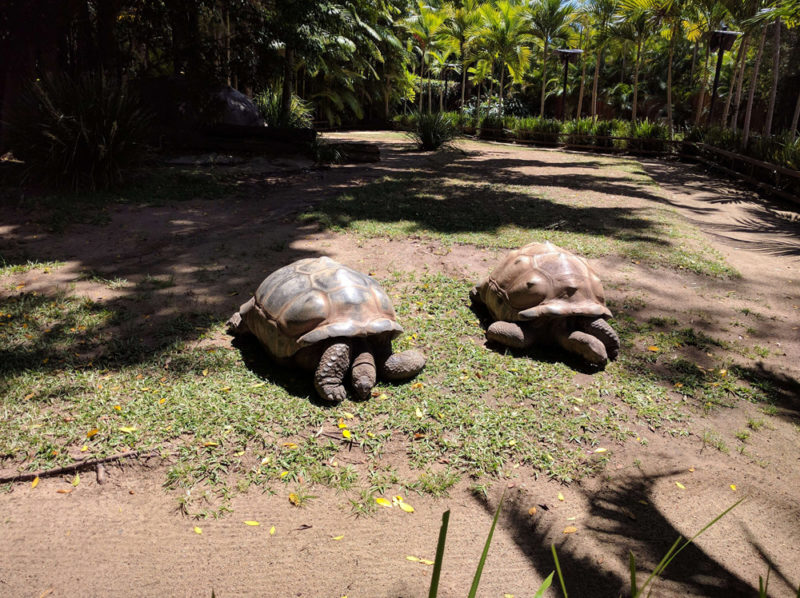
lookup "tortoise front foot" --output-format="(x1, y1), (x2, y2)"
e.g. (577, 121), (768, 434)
(227, 297), (255, 336)
(579, 318), (620, 361)
(351, 350), (377, 400)
(486, 321), (536, 349)
(558, 330), (608, 366)
(314, 342), (351, 403)
(380, 350), (426, 381)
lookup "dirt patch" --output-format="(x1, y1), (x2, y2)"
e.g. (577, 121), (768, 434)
(1, 133), (799, 597)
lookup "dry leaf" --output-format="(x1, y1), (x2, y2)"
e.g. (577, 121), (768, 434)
(398, 502), (415, 513)
(337, 419), (348, 429)
(343, 412), (354, 419)
(557, 492), (565, 501)
(80, 445), (88, 452)
(594, 448), (607, 453)
(283, 442), (298, 449)
(375, 497), (392, 508)
(730, 484), (737, 491)
(342, 429), (351, 439)
(279, 471), (289, 478)
(688, 467), (695, 472)
(56, 488), (72, 494)
(289, 493), (300, 506)
(406, 556), (421, 563)
(415, 407), (423, 418)
(86, 428), (99, 438)
(647, 345), (660, 352)
(71, 473), (80, 487)
(202, 369), (208, 377)
(194, 526), (202, 534)
(24, 393), (34, 400)
(563, 526), (578, 534)
(411, 382), (424, 390)
(243, 520), (260, 526)
(528, 507), (537, 516)
(159, 398), (167, 404)
(31, 476), (40, 489)
(675, 482), (686, 490)
(119, 426), (136, 433)
(270, 526), (276, 535)
(332, 535), (344, 541)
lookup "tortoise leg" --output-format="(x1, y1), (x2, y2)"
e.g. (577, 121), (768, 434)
(351, 342), (377, 400)
(314, 341), (352, 403)
(556, 329), (608, 366)
(578, 317), (620, 361)
(379, 350), (426, 381)
(226, 297), (255, 336)
(486, 321), (536, 349)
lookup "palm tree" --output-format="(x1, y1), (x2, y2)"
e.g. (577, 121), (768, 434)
(612, 5), (649, 120)
(476, 0), (532, 110)
(405, 2), (446, 113)
(583, 0), (618, 121)
(440, 0), (482, 112)
(526, 0), (575, 117)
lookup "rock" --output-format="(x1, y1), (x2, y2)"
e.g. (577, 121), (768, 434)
(212, 87), (263, 127)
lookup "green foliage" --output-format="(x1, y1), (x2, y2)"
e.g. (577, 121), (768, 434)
(478, 115), (508, 139)
(409, 112), (458, 150)
(253, 90), (313, 129)
(7, 73), (150, 191)
(625, 119), (670, 153)
(563, 118), (594, 146)
(512, 117), (563, 142)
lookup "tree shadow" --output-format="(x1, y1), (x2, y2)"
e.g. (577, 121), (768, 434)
(476, 470), (755, 597)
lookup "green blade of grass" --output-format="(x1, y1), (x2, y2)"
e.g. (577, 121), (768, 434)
(533, 572), (555, 598)
(552, 544), (568, 598)
(468, 491), (506, 598)
(629, 551), (638, 597)
(428, 509), (450, 598)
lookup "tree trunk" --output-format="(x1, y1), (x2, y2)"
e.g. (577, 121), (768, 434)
(591, 48), (601, 120)
(577, 52), (586, 119)
(791, 87), (800, 140)
(666, 23), (676, 135)
(418, 53), (425, 113)
(440, 70), (445, 112)
(763, 17), (780, 136)
(722, 36), (746, 128)
(731, 35), (750, 130)
(499, 66), (505, 111)
(540, 40), (549, 117)
(742, 26), (767, 148)
(689, 39), (698, 85)
(632, 37), (642, 122)
(460, 42), (467, 112)
(280, 45), (295, 123)
(694, 39), (711, 126)
(428, 67), (432, 114)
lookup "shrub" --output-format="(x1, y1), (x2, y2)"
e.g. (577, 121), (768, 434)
(478, 114), (506, 140)
(593, 119), (623, 148)
(564, 118), (594, 146)
(408, 111), (458, 150)
(253, 90), (313, 129)
(7, 73), (151, 190)
(512, 117), (562, 143)
(626, 119), (670, 153)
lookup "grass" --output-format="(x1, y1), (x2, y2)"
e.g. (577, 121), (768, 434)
(299, 169), (737, 278)
(0, 258), (65, 277)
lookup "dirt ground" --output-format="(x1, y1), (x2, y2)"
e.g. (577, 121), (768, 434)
(1, 132), (799, 597)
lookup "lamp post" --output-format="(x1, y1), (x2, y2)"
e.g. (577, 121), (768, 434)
(555, 48), (583, 121)
(707, 27), (741, 126)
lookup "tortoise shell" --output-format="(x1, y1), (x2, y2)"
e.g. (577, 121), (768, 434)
(476, 241), (612, 323)
(249, 257), (402, 358)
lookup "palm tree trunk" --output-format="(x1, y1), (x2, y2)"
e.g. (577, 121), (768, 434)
(540, 40), (549, 117)
(666, 23), (676, 135)
(577, 52), (586, 119)
(419, 53), (425, 113)
(499, 67), (505, 111)
(632, 37), (642, 122)
(694, 40), (711, 126)
(689, 39), (698, 85)
(731, 35), (750, 130)
(791, 88), (800, 140)
(743, 26), (767, 148)
(461, 55), (468, 112)
(722, 36), (746, 128)
(763, 16), (780, 136)
(591, 48), (601, 120)
(428, 68), (433, 114)
(440, 70), (445, 112)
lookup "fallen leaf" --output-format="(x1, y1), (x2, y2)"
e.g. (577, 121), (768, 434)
(118, 426), (136, 433)
(730, 484), (737, 491)
(375, 497), (392, 508)
(557, 492), (565, 501)
(289, 493), (300, 506)
(24, 393), (34, 400)
(688, 467), (695, 472)
(594, 448), (607, 453)
(411, 382), (424, 390)
(80, 445), (88, 452)
(563, 526), (578, 534)
(279, 471), (289, 478)
(203, 441), (218, 447)
(283, 442), (298, 449)
(719, 369), (727, 377)
(415, 407), (423, 418)
(528, 507), (537, 516)
(202, 369), (208, 377)
(159, 398), (167, 404)
(243, 520), (260, 526)
(270, 526), (276, 535)
(342, 429), (351, 439)
(71, 473), (80, 487)
(86, 428), (99, 438)
(647, 345), (660, 352)
(31, 476), (40, 489)
(398, 502), (415, 513)
(337, 419), (348, 429)
(113, 405), (122, 411)
(332, 535), (344, 541)
(675, 482), (686, 490)
(406, 556), (421, 563)
(420, 559), (435, 566)
(343, 412), (354, 419)
(56, 488), (72, 494)
(194, 526), (202, 534)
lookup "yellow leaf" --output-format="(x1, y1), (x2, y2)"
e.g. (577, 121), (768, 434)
(203, 442), (218, 447)
(342, 429), (351, 439)
(289, 493), (300, 506)
(411, 382), (424, 390)
(563, 526), (578, 534)
(675, 482), (686, 490)
(24, 393), (34, 400)
(71, 473), (80, 487)
(398, 502), (415, 513)
(270, 526), (276, 535)
(594, 448), (607, 453)
(80, 445), (88, 452)
(688, 467), (695, 472)
(557, 492), (565, 501)
(719, 369), (727, 377)
(114, 405), (122, 411)
(31, 476), (40, 489)
(280, 471), (289, 478)
(343, 412), (354, 419)
(56, 488), (72, 494)
(332, 535), (344, 541)
(202, 369), (208, 377)
(375, 497), (392, 507)
(730, 484), (737, 491)
(337, 419), (348, 429)
(528, 507), (537, 516)
(243, 520), (260, 526)
(406, 556), (421, 562)
(159, 398), (167, 404)
(118, 426), (136, 433)
(235, 450), (246, 457)
(647, 346), (660, 352)
(86, 428), (99, 438)
(194, 526), (202, 534)
(674, 382), (684, 388)
(415, 407), (423, 418)
(283, 442), (298, 449)
(377, 393), (388, 401)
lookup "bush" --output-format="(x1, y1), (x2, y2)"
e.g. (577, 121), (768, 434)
(511, 117), (562, 143)
(7, 73), (151, 190)
(593, 119), (624, 148)
(626, 119), (670, 153)
(478, 115), (506, 140)
(408, 112), (458, 150)
(563, 118), (594, 146)
(253, 90), (313, 129)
